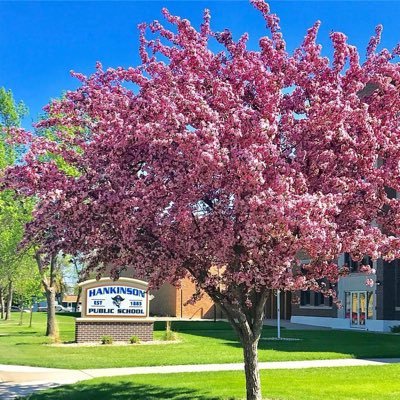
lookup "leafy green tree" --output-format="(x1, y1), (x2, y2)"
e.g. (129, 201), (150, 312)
(13, 260), (42, 326)
(1, 91), (76, 334)
(30, 106), (80, 336)
(0, 87), (28, 128)
(0, 191), (35, 319)
(0, 88), (32, 320)
(0, 87), (28, 168)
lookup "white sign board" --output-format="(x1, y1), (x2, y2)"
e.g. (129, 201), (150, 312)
(86, 284), (148, 317)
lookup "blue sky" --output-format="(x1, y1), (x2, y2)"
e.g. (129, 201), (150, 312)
(1, 1), (400, 130)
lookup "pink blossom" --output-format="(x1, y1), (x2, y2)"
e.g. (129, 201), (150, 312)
(3, 4), (400, 397)
(366, 278), (375, 287)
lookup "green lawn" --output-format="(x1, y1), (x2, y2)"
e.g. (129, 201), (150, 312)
(25, 365), (400, 399)
(1, 312), (400, 369)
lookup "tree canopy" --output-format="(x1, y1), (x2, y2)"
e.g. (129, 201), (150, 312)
(3, 1), (400, 398)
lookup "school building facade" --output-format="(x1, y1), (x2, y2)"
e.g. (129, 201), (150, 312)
(107, 253), (400, 331)
(150, 280), (292, 321)
(291, 254), (400, 332)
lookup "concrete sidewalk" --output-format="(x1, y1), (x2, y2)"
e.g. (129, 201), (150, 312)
(1, 358), (399, 399)
(0, 365), (93, 399)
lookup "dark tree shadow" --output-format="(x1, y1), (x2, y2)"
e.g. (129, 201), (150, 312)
(222, 329), (400, 359)
(154, 320), (234, 332)
(154, 320), (277, 342)
(0, 332), (38, 337)
(22, 381), (226, 400)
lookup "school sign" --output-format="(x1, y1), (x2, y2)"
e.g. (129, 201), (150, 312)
(86, 285), (147, 316)
(75, 277), (153, 342)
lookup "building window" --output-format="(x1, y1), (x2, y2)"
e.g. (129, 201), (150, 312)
(300, 291), (311, 306)
(395, 263), (400, 309)
(345, 292), (351, 319)
(300, 291), (332, 307)
(344, 253), (373, 273)
(314, 292), (325, 306)
(367, 291), (374, 319)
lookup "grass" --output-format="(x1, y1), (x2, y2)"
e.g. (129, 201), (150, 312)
(24, 365), (400, 399)
(1, 312), (400, 369)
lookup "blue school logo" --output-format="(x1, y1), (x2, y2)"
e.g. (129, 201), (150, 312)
(112, 295), (125, 308)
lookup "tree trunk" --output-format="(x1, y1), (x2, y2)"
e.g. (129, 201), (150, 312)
(211, 290), (269, 400)
(35, 252), (59, 338)
(45, 287), (57, 337)
(214, 310), (263, 400)
(19, 300), (24, 326)
(189, 264), (269, 400)
(5, 280), (13, 320)
(241, 334), (262, 400)
(0, 287), (4, 319)
(29, 301), (33, 328)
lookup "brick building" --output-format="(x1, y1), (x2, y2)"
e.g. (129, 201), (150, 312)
(150, 281), (292, 320)
(101, 266), (220, 319)
(150, 278), (224, 319)
(105, 267), (291, 320)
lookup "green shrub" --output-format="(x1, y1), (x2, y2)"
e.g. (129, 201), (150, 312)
(162, 320), (178, 341)
(163, 330), (177, 341)
(390, 325), (400, 333)
(100, 335), (113, 345)
(129, 335), (140, 344)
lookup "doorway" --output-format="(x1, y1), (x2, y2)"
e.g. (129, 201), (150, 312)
(351, 291), (366, 327)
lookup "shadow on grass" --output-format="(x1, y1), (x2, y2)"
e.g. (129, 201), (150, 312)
(153, 321), (234, 332)
(15, 342), (49, 346)
(158, 321), (400, 360)
(221, 329), (400, 359)
(154, 320), (277, 342)
(167, 319), (400, 357)
(25, 382), (222, 400)
(0, 332), (38, 338)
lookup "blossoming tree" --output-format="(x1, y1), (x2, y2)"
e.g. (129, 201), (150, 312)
(4, 1), (400, 398)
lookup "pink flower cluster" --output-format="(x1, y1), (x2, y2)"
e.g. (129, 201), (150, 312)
(3, 0), (400, 311)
